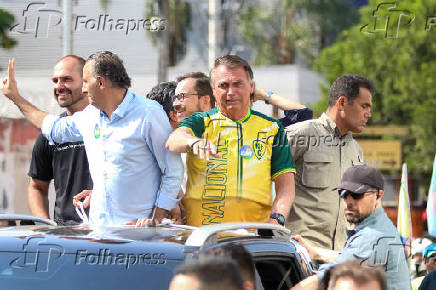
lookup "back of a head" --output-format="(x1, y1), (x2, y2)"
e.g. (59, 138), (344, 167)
(146, 81), (177, 117)
(172, 257), (244, 290)
(200, 243), (255, 285)
(177, 72), (215, 108)
(322, 260), (386, 290)
(86, 51), (131, 89)
(328, 74), (373, 107)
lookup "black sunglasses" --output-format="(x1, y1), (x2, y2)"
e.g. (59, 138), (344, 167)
(339, 189), (378, 200)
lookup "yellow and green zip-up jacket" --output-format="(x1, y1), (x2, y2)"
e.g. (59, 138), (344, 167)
(179, 107), (296, 226)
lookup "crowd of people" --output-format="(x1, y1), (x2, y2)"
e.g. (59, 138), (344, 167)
(1, 51), (432, 289)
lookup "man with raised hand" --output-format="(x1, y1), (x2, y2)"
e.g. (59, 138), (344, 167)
(1, 52), (183, 226)
(28, 55), (93, 225)
(166, 55), (295, 226)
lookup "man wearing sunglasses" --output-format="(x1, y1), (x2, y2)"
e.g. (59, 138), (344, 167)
(291, 165), (411, 290)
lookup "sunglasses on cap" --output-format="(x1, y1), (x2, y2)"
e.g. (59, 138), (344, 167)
(339, 189), (379, 200)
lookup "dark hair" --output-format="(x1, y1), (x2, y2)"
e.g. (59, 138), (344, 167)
(146, 81), (177, 118)
(328, 74), (374, 106)
(320, 260), (386, 290)
(210, 55), (254, 85)
(174, 257), (243, 290)
(177, 72), (215, 108)
(200, 243), (255, 284)
(86, 51), (131, 89)
(55, 55), (86, 76)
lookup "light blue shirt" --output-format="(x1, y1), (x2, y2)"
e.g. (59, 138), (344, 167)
(42, 90), (183, 226)
(317, 208), (411, 290)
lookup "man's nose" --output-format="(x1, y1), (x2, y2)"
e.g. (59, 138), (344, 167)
(344, 194), (354, 205)
(366, 108), (372, 118)
(173, 98), (182, 107)
(55, 80), (65, 89)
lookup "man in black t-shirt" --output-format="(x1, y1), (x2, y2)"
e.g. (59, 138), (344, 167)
(27, 55), (92, 225)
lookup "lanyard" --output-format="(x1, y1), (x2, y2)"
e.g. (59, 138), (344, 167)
(75, 201), (89, 224)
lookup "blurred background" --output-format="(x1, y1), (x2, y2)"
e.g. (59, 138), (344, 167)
(0, 0), (435, 236)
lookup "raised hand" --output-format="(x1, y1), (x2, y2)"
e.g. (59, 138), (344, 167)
(1, 58), (19, 99)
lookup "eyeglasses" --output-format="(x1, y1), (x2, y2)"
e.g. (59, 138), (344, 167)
(173, 93), (201, 102)
(428, 257), (436, 264)
(339, 189), (378, 200)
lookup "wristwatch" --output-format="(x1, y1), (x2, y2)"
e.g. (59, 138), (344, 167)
(265, 90), (273, 104)
(270, 213), (285, 226)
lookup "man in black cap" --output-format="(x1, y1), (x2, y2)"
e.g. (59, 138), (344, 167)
(291, 165), (411, 290)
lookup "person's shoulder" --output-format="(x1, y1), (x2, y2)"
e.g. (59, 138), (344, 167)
(33, 133), (50, 148)
(132, 93), (159, 108)
(419, 270), (436, 289)
(191, 107), (220, 120)
(285, 117), (321, 135)
(131, 94), (166, 116)
(251, 109), (279, 123)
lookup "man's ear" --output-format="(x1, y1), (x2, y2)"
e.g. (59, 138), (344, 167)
(336, 95), (346, 111)
(377, 190), (384, 199)
(250, 80), (255, 96)
(242, 280), (255, 290)
(97, 76), (105, 88)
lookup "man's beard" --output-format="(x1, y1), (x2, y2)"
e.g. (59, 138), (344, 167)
(346, 214), (364, 224)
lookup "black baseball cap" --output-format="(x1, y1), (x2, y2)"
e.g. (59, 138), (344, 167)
(334, 165), (384, 196)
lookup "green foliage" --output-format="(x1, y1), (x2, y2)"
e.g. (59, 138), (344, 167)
(315, 0), (436, 183)
(99, 0), (110, 10)
(238, 0), (359, 66)
(146, 0), (191, 67)
(0, 8), (17, 49)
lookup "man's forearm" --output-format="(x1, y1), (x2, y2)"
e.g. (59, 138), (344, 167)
(291, 275), (318, 290)
(8, 94), (47, 128)
(166, 128), (199, 153)
(255, 88), (306, 110)
(271, 172), (295, 217)
(28, 179), (50, 219)
(312, 247), (339, 263)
